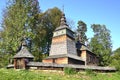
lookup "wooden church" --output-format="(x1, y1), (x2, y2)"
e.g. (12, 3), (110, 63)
(7, 12), (116, 72)
(42, 12), (99, 66)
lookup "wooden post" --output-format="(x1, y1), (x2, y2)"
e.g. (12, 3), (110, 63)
(14, 59), (17, 69)
(22, 58), (26, 69)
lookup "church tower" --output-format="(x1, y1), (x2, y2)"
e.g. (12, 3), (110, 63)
(43, 12), (84, 65)
(50, 12), (76, 56)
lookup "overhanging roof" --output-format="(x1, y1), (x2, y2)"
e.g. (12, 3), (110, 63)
(14, 46), (34, 58)
(27, 62), (116, 71)
(45, 54), (84, 62)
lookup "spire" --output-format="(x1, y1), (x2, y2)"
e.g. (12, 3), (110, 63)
(60, 12), (67, 26)
(55, 7), (71, 31)
(60, 5), (67, 26)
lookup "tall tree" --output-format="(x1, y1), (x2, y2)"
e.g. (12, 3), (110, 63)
(76, 20), (87, 44)
(38, 7), (62, 56)
(90, 24), (112, 66)
(0, 0), (40, 66)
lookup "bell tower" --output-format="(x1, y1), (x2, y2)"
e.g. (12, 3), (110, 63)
(50, 12), (77, 56)
(43, 12), (84, 65)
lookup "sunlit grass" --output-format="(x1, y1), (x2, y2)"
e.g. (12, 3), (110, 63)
(0, 68), (119, 80)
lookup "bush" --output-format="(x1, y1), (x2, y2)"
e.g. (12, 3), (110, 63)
(85, 68), (96, 76)
(64, 67), (77, 75)
(110, 57), (120, 71)
(110, 47), (120, 72)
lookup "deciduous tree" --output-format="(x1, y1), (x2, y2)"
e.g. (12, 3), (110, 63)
(38, 7), (62, 56)
(90, 24), (112, 66)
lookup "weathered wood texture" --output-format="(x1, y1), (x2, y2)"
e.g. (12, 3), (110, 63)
(68, 58), (85, 65)
(77, 49), (99, 66)
(86, 51), (99, 66)
(81, 50), (86, 60)
(42, 59), (53, 63)
(55, 57), (68, 64)
(26, 62), (116, 72)
(7, 62), (116, 72)
(14, 58), (26, 69)
(43, 56), (85, 65)
(50, 34), (77, 56)
(52, 35), (67, 43)
(14, 59), (17, 69)
(50, 35), (67, 55)
(42, 57), (68, 64)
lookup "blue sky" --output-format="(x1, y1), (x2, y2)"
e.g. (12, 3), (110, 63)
(0, 0), (120, 51)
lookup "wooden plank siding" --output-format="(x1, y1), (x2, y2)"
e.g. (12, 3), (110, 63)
(42, 57), (68, 64)
(55, 57), (68, 64)
(81, 50), (86, 60)
(52, 35), (67, 43)
(68, 58), (85, 65)
(86, 51), (99, 66)
(14, 58), (26, 69)
(42, 59), (53, 63)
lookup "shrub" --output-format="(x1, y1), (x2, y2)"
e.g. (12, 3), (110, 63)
(85, 68), (96, 76)
(110, 47), (120, 72)
(85, 68), (92, 74)
(64, 67), (77, 75)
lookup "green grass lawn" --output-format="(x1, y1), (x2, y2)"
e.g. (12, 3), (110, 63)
(0, 68), (119, 80)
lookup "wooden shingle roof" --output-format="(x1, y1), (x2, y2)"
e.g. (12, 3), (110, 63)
(14, 46), (34, 58)
(45, 54), (84, 61)
(13, 39), (34, 59)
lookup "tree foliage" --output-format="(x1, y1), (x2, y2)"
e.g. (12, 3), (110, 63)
(1, 0), (40, 52)
(0, 0), (62, 67)
(0, 0), (41, 67)
(75, 20), (87, 44)
(38, 7), (62, 55)
(90, 24), (112, 66)
(110, 47), (120, 71)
